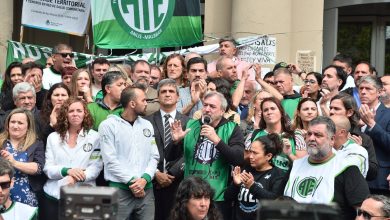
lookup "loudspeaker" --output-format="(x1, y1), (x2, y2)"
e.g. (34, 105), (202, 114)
(257, 200), (341, 220)
(60, 186), (118, 220)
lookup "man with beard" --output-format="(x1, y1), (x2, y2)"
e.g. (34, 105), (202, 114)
(177, 57), (208, 117)
(380, 75), (390, 108)
(284, 116), (369, 220)
(42, 43), (74, 89)
(130, 60), (160, 116)
(318, 65), (347, 116)
(171, 91), (245, 220)
(99, 85), (159, 220)
(332, 54), (355, 90)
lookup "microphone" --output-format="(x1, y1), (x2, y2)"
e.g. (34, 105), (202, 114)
(202, 115), (211, 125)
(199, 116), (212, 142)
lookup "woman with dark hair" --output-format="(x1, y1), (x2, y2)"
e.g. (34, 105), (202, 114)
(170, 176), (222, 220)
(0, 108), (45, 207)
(193, 78), (240, 124)
(42, 98), (102, 220)
(39, 83), (71, 144)
(329, 92), (378, 180)
(163, 54), (186, 87)
(301, 71), (322, 101)
(227, 134), (285, 220)
(248, 97), (305, 171)
(0, 62), (23, 111)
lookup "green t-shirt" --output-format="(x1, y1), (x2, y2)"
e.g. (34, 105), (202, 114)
(88, 102), (123, 131)
(184, 119), (237, 201)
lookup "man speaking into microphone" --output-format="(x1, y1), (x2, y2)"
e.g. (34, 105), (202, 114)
(171, 91), (245, 219)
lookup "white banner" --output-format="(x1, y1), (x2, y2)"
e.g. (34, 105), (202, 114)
(237, 36), (277, 64)
(22, 0), (91, 36)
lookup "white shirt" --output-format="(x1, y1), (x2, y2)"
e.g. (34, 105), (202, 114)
(43, 129), (102, 199)
(42, 67), (62, 90)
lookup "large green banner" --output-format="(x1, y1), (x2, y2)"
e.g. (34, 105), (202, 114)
(91, 0), (203, 49)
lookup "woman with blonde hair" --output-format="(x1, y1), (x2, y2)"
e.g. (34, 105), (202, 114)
(0, 108), (45, 207)
(70, 68), (94, 103)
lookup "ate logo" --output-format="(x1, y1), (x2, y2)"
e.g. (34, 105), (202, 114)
(111, 0), (175, 39)
(195, 139), (219, 165)
(297, 176), (323, 198)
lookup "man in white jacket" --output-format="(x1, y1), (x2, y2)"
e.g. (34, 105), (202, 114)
(99, 85), (159, 220)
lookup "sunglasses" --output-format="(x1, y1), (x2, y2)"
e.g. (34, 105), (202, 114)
(356, 208), (388, 220)
(57, 53), (74, 58)
(0, 181), (11, 189)
(304, 79), (317, 85)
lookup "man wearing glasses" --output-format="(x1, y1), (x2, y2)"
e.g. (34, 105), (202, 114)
(356, 195), (390, 220)
(42, 43), (74, 90)
(0, 159), (38, 219)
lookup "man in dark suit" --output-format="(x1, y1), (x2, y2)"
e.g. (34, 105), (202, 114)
(358, 75), (390, 195)
(145, 79), (189, 220)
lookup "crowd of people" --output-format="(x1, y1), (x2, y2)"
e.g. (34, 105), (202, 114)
(0, 38), (389, 220)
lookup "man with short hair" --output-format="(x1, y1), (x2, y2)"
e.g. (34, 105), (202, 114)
(130, 60), (160, 116)
(358, 75), (390, 195)
(332, 54), (355, 90)
(330, 115), (369, 177)
(88, 71), (126, 131)
(238, 81), (256, 120)
(356, 195), (390, 220)
(344, 61), (375, 107)
(207, 37), (253, 81)
(284, 116), (369, 220)
(177, 57), (208, 117)
(90, 57), (110, 100)
(0, 159), (38, 219)
(318, 65), (347, 116)
(42, 43), (74, 89)
(145, 79), (189, 220)
(10, 82), (43, 140)
(150, 65), (163, 89)
(172, 91), (245, 219)
(99, 86), (159, 220)
(22, 62), (47, 110)
(273, 67), (301, 119)
(380, 75), (390, 108)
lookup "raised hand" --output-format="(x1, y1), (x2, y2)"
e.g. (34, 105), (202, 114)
(171, 120), (190, 143)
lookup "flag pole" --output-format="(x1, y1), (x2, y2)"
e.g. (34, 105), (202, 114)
(20, 26), (24, 43)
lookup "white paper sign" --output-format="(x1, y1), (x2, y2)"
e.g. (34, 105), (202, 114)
(237, 36), (276, 64)
(296, 50), (316, 73)
(22, 0), (91, 36)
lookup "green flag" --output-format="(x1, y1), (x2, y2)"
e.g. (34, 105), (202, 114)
(91, 0), (203, 49)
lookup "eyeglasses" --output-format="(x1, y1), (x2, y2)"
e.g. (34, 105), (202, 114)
(304, 79), (317, 85)
(356, 208), (388, 220)
(0, 181), (11, 189)
(56, 53), (74, 58)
